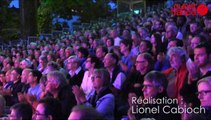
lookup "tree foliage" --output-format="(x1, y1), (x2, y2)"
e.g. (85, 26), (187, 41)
(0, 0), (12, 30)
(37, 2), (53, 33)
(0, 0), (20, 41)
(0, 0), (117, 39)
(37, 0), (116, 33)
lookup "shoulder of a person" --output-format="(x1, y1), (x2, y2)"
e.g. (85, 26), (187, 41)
(162, 67), (174, 75)
(84, 70), (89, 74)
(99, 93), (114, 100)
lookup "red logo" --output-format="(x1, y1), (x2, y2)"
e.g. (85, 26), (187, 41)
(171, 3), (208, 16)
(197, 4), (209, 16)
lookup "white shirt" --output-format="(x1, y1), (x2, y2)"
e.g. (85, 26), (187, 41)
(110, 72), (126, 90)
(80, 71), (94, 99)
(114, 37), (122, 46)
(176, 31), (183, 40)
(69, 67), (82, 77)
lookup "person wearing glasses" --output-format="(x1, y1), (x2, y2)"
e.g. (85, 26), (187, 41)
(66, 55), (84, 86)
(181, 42), (211, 108)
(127, 71), (180, 120)
(80, 55), (101, 99)
(120, 53), (153, 118)
(121, 53), (154, 99)
(33, 97), (62, 120)
(45, 71), (76, 120)
(188, 76), (211, 120)
(72, 69), (115, 120)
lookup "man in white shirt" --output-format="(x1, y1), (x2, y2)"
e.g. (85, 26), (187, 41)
(104, 53), (126, 95)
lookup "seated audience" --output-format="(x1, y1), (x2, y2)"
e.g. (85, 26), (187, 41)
(127, 71), (180, 120)
(72, 69), (115, 120)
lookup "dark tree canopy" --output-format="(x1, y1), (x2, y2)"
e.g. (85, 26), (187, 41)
(0, 0), (116, 40)
(0, 0), (20, 41)
(37, 0), (116, 33)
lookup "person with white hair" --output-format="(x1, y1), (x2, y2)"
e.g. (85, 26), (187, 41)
(162, 24), (183, 52)
(45, 71), (76, 119)
(37, 55), (48, 74)
(72, 69), (115, 120)
(165, 24), (183, 40)
(137, 27), (150, 41)
(30, 42), (37, 49)
(20, 59), (32, 69)
(66, 55), (84, 86)
(163, 47), (189, 101)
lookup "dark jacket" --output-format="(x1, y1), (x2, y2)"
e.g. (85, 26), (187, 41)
(136, 95), (181, 120)
(67, 69), (84, 86)
(190, 107), (211, 120)
(180, 71), (211, 108)
(45, 85), (77, 120)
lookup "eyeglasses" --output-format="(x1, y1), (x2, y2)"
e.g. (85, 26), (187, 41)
(33, 111), (47, 117)
(91, 76), (101, 81)
(142, 84), (155, 88)
(68, 61), (75, 64)
(196, 90), (211, 96)
(136, 61), (146, 64)
(86, 60), (91, 63)
(46, 80), (57, 84)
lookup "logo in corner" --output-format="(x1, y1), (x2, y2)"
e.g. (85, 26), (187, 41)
(197, 4), (208, 16)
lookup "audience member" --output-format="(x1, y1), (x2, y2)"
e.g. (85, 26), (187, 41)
(188, 76), (211, 120)
(45, 71), (76, 119)
(1, 68), (23, 106)
(104, 53), (126, 95)
(66, 55), (84, 86)
(163, 47), (188, 101)
(33, 97), (62, 120)
(0, 2), (210, 120)
(127, 71), (180, 120)
(72, 69), (115, 120)
(122, 53), (154, 99)
(68, 105), (103, 120)
(20, 68), (31, 93)
(26, 70), (42, 100)
(119, 39), (133, 73)
(95, 46), (108, 63)
(110, 28), (122, 47)
(81, 55), (101, 99)
(9, 103), (33, 120)
(38, 55), (48, 74)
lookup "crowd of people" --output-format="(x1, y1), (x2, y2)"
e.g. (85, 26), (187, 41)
(0, 1), (211, 120)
